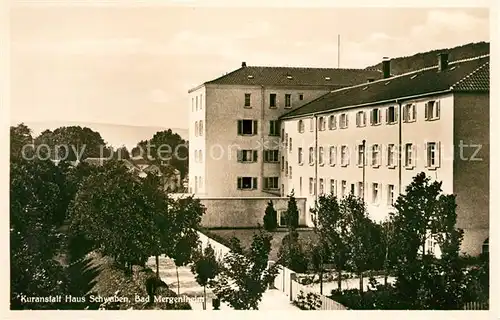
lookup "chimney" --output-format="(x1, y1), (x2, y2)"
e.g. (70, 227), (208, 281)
(241, 61), (247, 68)
(382, 57), (391, 79)
(438, 52), (449, 72)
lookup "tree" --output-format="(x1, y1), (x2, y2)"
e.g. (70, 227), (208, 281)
(341, 194), (378, 293)
(10, 157), (70, 309)
(112, 146), (130, 160)
(34, 126), (109, 161)
(277, 229), (309, 273)
(286, 190), (299, 229)
(308, 241), (330, 294)
(68, 160), (157, 274)
(209, 230), (278, 310)
(10, 123), (34, 160)
(263, 200), (278, 231)
(191, 244), (219, 310)
(390, 172), (467, 309)
(311, 193), (350, 291)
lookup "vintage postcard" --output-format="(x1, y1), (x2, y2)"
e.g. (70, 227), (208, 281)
(5, 0), (495, 317)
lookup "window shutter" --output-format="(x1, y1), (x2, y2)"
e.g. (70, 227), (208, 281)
(237, 177), (242, 189)
(412, 144), (417, 167)
(253, 120), (258, 135)
(424, 103), (429, 120)
(437, 142), (441, 167)
(253, 150), (258, 162)
(345, 114), (349, 127)
(363, 112), (367, 126)
(436, 101), (441, 118)
(402, 106), (407, 122)
(424, 142), (429, 167)
(264, 151), (268, 162)
(237, 150), (243, 162)
(395, 106), (399, 122)
(370, 110), (374, 124)
(253, 178), (258, 189)
(386, 108), (389, 124)
(237, 120), (242, 135)
(264, 178), (268, 189)
(412, 104), (417, 121)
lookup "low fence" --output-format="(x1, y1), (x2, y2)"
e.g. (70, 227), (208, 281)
(272, 263), (348, 310)
(462, 301), (489, 310)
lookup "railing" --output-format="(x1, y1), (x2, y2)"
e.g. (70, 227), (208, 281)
(463, 301), (489, 310)
(272, 263), (348, 310)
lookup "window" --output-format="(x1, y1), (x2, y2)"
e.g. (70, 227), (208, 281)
(425, 100), (440, 120)
(319, 147), (324, 165)
(237, 150), (258, 162)
(199, 150), (203, 162)
(199, 120), (204, 136)
(387, 184), (395, 206)
(285, 161), (289, 176)
(319, 117), (326, 131)
(356, 111), (366, 127)
(357, 144), (365, 167)
(270, 94), (277, 108)
(309, 147), (315, 165)
(319, 179), (324, 195)
(328, 115), (336, 130)
(297, 120), (305, 133)
(299, 94), (304, 100)
(191, 97), (194, 112)
(329, 146), (336, 166)
(281, 128), (285, 142)
(285, 94), (292, 108)
(350, 183), (355, 195)
(264, 150), (279, 163)
(289, 166), (292, 179)
(269, 120), (280, 136)
(200, 94), (203, 110)
(309, 178), (315, 195)
(358, 182), (364, 198)
(371, 108), (381, 125)
(237, 120), (258, 135)
(386, 106), (398, 124)
(339, 113), (348, 129)
(298, 147), (303, 165)
(195, 121), (199, 137)
(244, 93), (251, 107)
(403, 103), (417, 122)
(299, 177), (303, 195)
(285, 133), (288, 149)
(237, 177), (257, 190)
(341, 180), (347, 198)
(371, 144), (380, 167)
(426, 142), (440, 168)
(199, 176), (203, 189)
(405, 143), (414, 168)
(330, 179), (337, 196)
(194, 150), (198, 162)
(279, 210), (287, 227)
(341, 145), (349, 166)
(309, 118), (315, 132)
(372, 183), (380, 204)
(387, 144), (396, 168)
(264, 177), (279, 189)
(196, 96), (199, 111)
(289, 138), (292, 152)
(281, 156), (285, 171)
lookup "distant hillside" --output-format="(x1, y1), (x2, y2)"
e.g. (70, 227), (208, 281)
(16, 121), (188, 150)
(366, 42), (489, 75)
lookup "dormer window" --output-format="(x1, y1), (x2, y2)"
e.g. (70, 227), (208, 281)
(247, 75), (254, 79)
(325, 77), (331, 81)
(286, 75), (293, 80)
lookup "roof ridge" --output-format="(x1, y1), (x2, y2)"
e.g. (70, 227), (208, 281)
(244, 65), (380, 72)
(450, 60), (490, 90)
(327, 54), (490, 94)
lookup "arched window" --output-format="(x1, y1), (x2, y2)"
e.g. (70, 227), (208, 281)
(298, 120), (304, 133)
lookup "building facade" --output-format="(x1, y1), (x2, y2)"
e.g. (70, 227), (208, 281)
(280, 54), (489, 256)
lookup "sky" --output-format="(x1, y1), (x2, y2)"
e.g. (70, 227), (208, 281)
(10, 3), (490, 130)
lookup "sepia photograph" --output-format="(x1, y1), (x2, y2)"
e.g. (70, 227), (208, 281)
(6, 0), (493, 314)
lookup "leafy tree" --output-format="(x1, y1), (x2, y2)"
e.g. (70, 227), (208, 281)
(277, 229), (308, 273)
(308, 241), (330, 294)
(390, 172), (467, 309)
(191, 244), (220, 310)
(286, 190), (299, 229)
(34, 126), (108, 161)
(132, 129), (189, 178)
(209, 230), (278, 310)
(68, 161), (157, 274)
(113, 146), (130, 160)
(10, 123), (34, 160)
(311, 193), (350, 291)
(10, 157), (70, 309)
(341, 194), (378, 293)
(263, 200), (278, 231)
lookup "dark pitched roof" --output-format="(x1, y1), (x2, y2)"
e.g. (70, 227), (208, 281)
(280, 55), (489, 119)
(193, 65), (382, 90)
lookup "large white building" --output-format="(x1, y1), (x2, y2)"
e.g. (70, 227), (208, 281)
(280, 53), (489, 256)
